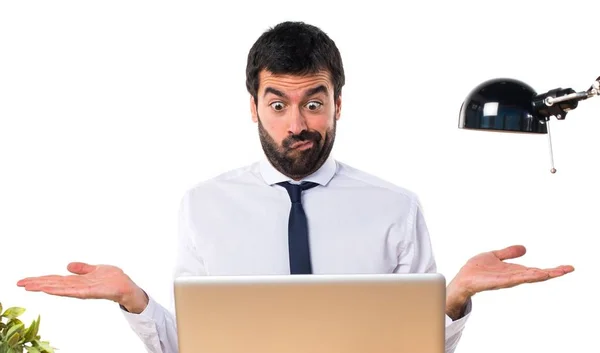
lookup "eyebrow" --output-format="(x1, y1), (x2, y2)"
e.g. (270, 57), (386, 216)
(263, 85), (329, 99)
(304, 85), (328, 98)
(264, 87), (287, 99)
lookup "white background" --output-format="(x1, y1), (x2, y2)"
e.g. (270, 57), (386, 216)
(1, 1), (598, 352)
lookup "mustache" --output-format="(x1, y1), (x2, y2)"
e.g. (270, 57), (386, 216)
(282, 130), (322, 149)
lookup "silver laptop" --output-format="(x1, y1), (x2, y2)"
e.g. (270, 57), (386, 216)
(174, 273), (446, 353)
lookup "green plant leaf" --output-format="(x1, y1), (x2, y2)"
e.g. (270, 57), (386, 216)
(1, 309), (25, 320)
(6, 324), (24, 347)
(22, 317), (39, 344)
(0, 303), (3, 315)
(24, 346), (40, 353)
(6, 333), (20, 348)
(33, 342), (53, 353)
(5, 324), (24, 341)
(3, 319), (23, 338)
(5, 319), (23, 329)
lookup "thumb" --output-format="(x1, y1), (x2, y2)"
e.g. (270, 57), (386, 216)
(492, 245), (527, 261)
(67, 262), (96, 275)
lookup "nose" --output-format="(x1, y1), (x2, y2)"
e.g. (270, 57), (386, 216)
(288, 107), (307, 135)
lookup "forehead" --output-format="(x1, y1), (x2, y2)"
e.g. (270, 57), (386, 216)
(258, 70), (333, 97)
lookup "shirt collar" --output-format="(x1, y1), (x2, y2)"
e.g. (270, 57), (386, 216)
(259, 154), (337, 186)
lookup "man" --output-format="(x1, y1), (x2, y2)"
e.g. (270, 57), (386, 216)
(17, 21), (574, 353)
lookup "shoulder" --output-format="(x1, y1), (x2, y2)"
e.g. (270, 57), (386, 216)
(180, 161), (263, 202)
(333, 160), (421, 203)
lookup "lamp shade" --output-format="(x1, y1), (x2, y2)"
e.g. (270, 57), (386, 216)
(458, 78), (547, 134)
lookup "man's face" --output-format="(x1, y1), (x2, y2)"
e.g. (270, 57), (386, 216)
(251, 70), (341, 180)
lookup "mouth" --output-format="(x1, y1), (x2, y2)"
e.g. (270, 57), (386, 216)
(289, 141), (314, 150)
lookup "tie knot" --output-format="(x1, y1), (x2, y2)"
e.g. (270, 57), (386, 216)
(277, 181), (319, 203)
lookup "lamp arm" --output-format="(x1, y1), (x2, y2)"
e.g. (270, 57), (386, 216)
(545, 90), (595, 105)
(532, 76), (600, 120)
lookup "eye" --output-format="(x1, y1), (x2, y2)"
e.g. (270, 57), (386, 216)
(270, 102), (285, 111)
(306, 101), (322, 110)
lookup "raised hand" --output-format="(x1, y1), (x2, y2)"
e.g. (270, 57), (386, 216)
(445, 245), (574, 319)
(455, 245), (573, 294)
(16, 262), (148, 313)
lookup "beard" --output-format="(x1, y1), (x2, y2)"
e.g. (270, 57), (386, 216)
(258, 114), (336, 180)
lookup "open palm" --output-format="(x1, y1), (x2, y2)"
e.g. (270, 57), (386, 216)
(17, 262), (134, 303)
(457, 245), (574, 296)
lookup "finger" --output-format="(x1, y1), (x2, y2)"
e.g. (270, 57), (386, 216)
(497, 269), (549, 288)
(515, 266), (573, 284)
(543, 265), (575, 278)
(517, 265), (574, 280)
(28, 283), (92, 299)
(20, 275), (90, 290)
(22, 278), (93, 296)
(21, 279), (76, 291)
(492, 245), (527, 261)
(558, 265), (575, 272)
(67, 262), (96, 275)
(489, 265), (574, 290)
(17, 275), (67, 286)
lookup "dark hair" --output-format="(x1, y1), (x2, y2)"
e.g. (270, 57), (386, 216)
(246, 21), (345, 103)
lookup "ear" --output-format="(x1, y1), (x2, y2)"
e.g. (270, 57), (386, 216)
(335, 95), (342, 121)
(250, 95), (258, 123)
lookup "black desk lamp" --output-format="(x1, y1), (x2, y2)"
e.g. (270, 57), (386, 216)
(458, 75), (600, 173)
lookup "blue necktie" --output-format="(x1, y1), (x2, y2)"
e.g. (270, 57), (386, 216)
(277, 181), (319, 274)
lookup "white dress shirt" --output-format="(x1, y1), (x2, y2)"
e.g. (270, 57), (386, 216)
(122, 155), (471, 353)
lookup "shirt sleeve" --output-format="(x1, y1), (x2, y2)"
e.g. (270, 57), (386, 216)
(393, 196), (471, 353)
(120, 190), (207, 353)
